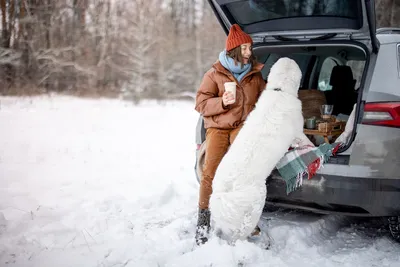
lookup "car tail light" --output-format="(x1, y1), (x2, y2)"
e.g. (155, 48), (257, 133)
(362, 102), (400, 127)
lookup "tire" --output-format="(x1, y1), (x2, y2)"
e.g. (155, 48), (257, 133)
(388, 216), (400, 242)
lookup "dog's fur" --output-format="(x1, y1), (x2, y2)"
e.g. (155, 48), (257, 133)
(209, 57), (305, 241)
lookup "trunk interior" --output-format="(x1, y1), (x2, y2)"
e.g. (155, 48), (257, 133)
(253, 41), (369, 151)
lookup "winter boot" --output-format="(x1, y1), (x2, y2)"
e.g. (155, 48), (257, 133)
(195, 208), (211, 245)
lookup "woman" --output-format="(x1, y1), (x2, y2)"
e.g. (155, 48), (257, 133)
(194, 24), (266, 245)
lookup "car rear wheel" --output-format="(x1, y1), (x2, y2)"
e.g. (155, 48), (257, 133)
(388, 216), (400, 242)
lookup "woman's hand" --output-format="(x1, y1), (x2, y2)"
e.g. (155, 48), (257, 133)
(222, 91), (235, 106)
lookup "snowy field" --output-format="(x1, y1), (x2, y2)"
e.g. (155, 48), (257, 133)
(0, 95), (399, 267)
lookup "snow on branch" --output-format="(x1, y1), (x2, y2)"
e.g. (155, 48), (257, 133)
(34, 54), (96, 76)
(0, 49), (22, 65)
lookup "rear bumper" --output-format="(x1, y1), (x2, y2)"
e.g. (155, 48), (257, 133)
(266, 171), (400, 217)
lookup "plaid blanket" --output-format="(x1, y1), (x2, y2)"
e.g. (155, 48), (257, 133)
(276, 142), (342, 194)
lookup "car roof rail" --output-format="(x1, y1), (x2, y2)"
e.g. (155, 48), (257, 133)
(376, 27), (400, 35)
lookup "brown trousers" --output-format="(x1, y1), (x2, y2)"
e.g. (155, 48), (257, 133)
(199, 126), (242, 209)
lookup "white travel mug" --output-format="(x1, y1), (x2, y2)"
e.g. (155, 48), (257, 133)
(224, 82), (236, 104)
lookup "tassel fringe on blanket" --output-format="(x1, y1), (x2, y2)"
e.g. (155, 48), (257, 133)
(276, 142), (342, 194)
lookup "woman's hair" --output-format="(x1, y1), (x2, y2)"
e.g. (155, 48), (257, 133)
(227, 45), (257, 68)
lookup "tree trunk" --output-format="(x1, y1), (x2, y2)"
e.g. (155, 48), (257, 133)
(70, 0), (78, 91)
(7, 0), (14, 47)
(102, 0), (111, 87)
(1, 0), (9, 48)
(390, 0), (400, 26)
(376, 0), (393, 27)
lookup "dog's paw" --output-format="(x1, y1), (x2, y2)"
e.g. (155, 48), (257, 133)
(247, 231), (272, 250)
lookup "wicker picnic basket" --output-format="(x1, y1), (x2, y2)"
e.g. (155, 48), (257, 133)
(298, 89), (327, 119)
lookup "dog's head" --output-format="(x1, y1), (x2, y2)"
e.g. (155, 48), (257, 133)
(265, 57), (302, 97)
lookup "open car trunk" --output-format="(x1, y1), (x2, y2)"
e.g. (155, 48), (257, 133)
(252, 41), (369, 152)
(206, 0), (380, 153)
(208, 0), (379, 52)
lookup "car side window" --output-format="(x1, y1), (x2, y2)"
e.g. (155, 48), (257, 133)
(318, 57), (337, 91)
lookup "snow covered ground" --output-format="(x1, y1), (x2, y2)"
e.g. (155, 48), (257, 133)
(0, 95), (399, 267)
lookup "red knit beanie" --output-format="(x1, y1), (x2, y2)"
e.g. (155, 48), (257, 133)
(226, 24), (253, 52)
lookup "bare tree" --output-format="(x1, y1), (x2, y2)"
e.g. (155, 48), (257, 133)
(5, 0), (398, 99)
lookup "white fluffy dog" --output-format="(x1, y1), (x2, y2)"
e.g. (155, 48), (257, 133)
(209, 57), (306, 242)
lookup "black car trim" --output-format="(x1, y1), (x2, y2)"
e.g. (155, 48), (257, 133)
(272, 33), (338, 42)
(266, 174), (400, 217)
(240, 17), (361, 34)
(327, 155), (350, 165)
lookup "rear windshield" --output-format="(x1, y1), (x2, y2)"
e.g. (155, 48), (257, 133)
(225, 0), (362, 29)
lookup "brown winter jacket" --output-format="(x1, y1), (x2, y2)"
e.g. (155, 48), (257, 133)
(195, 61), (266, 129)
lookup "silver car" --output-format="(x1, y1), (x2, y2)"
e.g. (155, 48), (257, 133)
(195, 0), (400, 241)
